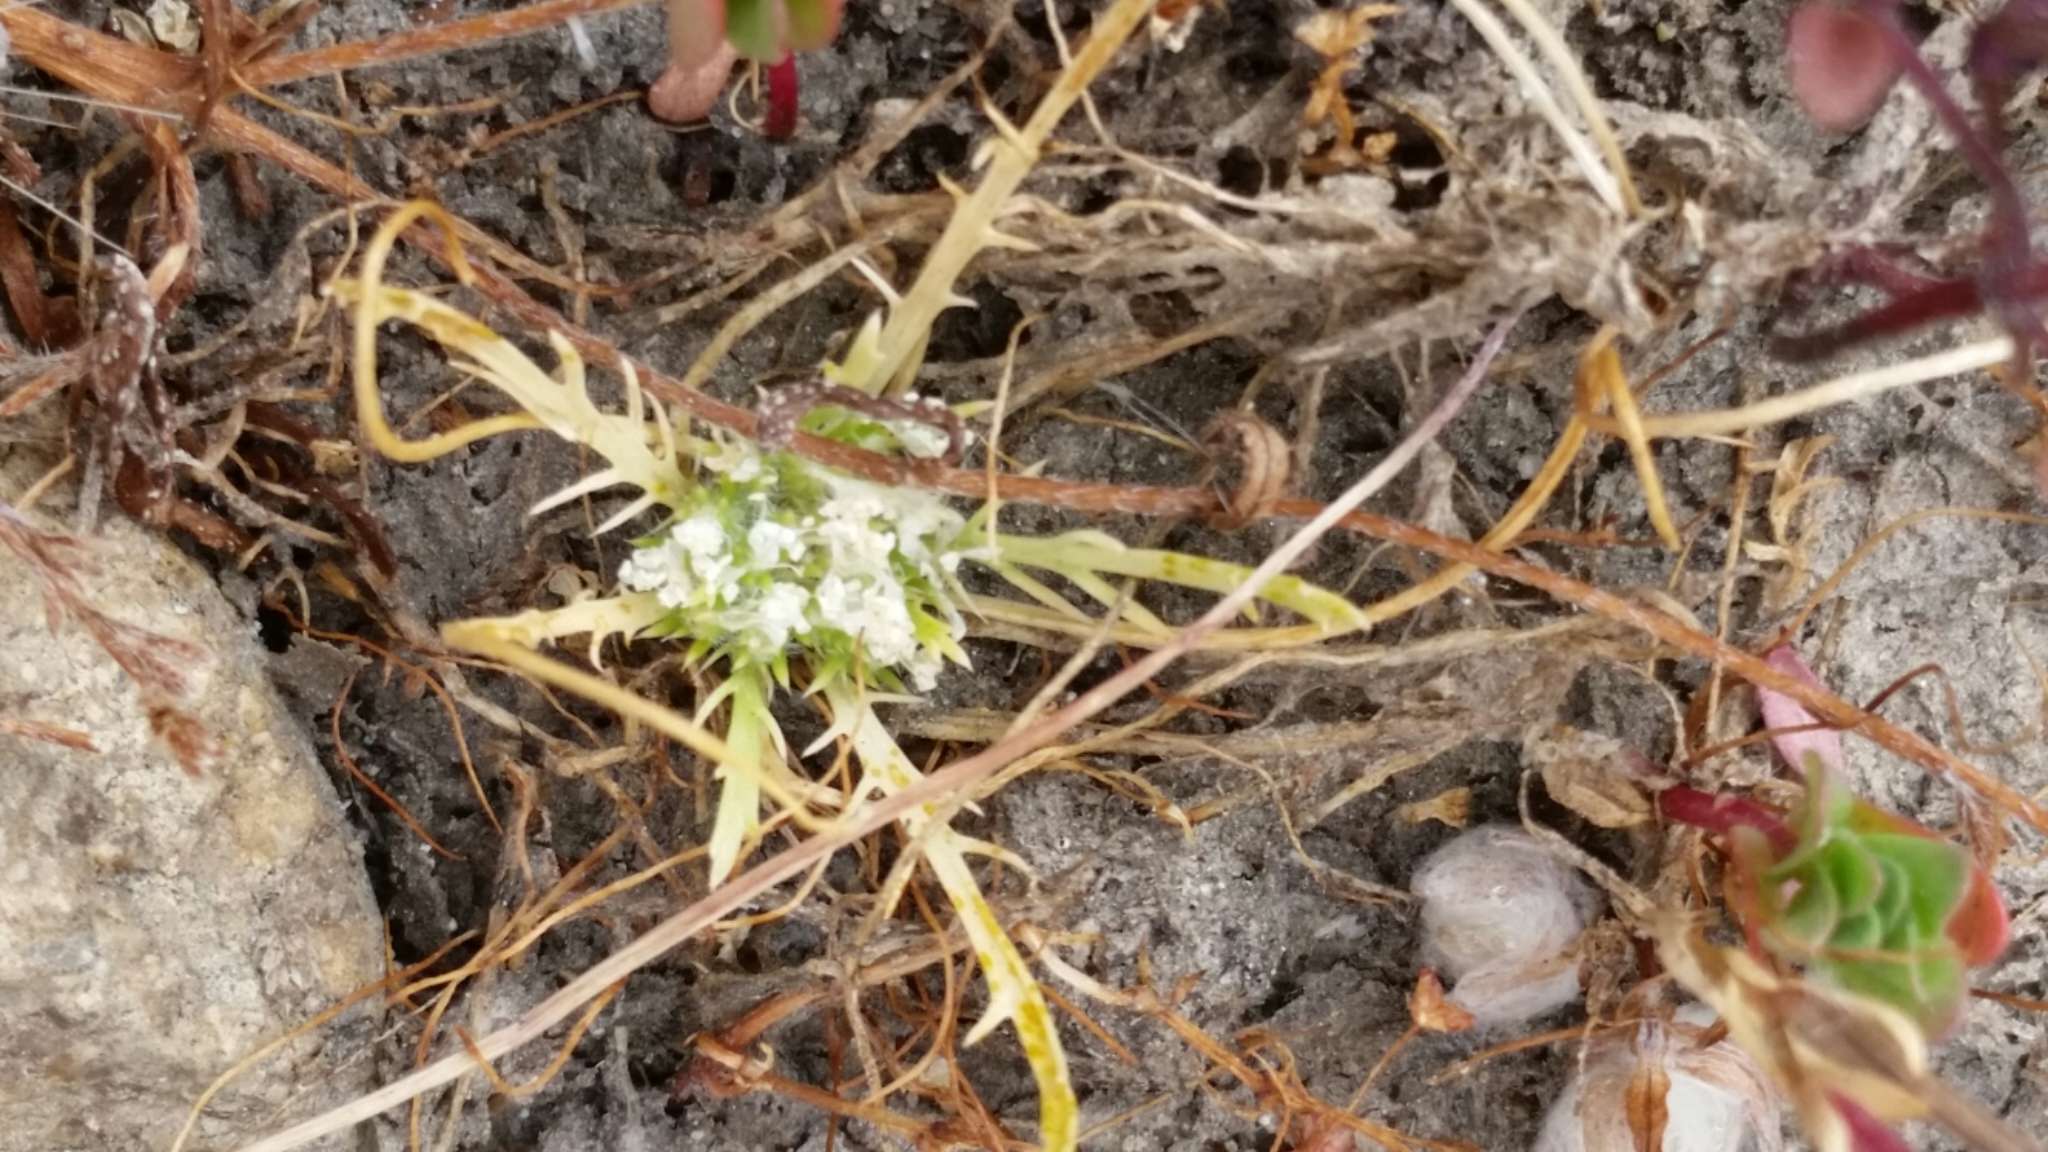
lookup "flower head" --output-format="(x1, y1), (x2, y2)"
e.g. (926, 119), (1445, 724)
(618, 441), (970, 691)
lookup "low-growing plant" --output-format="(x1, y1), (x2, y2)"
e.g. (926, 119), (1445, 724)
(1659, 645), (2021, 1152)
(334, 186), (1363, 1151)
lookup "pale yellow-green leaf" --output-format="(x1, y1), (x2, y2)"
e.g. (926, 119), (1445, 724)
(995, 531), (1368, 635)
(825, 681), (1076, 1152)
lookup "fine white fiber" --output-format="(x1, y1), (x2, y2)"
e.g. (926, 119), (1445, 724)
(1411, 824), (1600, 1025)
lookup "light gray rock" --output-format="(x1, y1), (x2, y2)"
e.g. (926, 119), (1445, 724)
(0, 493), (382, 1152)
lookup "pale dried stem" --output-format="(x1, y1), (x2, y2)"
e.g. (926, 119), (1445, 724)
(858, 0), (1159, 392)
(1622, 337), (2012, 440)
(1442, 0), (1630, 215)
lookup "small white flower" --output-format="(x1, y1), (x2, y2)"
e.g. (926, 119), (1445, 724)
(820, 490), (887, 527)
(893, 421), (952, 460)
(618, 550), (671, 593)
(750, 583), (813, 649)
(905, 648), (945, 692)
(818, 515), (897, 577)
(812, 575), (853, 626)
(615, 448), (971, 691)
(672, 512), (725, 562)
(851, 580), (918, 666)
(747, 519), (807, 569)
(702, 440), (766, 482)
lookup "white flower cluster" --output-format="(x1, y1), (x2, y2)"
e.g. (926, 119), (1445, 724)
(617, 445), (972, 691)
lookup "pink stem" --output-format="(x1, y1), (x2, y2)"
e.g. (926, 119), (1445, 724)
(1772, 274), (1986, 360)
(1659, 785), (1797, 855)
(1862, 0), (2028, 247)
(1829, 1095), (1913, 1152)
(764, 54), (798, 138)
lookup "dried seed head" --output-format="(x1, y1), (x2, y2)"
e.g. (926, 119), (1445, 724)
(1411, 825), (1599, 1025)
(1533, 1009), (1782, 1152)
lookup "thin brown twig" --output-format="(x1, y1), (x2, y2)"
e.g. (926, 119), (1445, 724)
(330, 665), (463, 860)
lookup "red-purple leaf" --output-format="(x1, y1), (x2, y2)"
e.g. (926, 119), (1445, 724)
(1786, 1), (1905, 131)
(1950, 866), (2012, 965)
(764, 53), (798, 137)
(1760, 644), (1845, 778)
(1660, 783), (1798, 855)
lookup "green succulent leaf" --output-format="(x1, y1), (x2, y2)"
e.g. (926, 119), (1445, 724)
(1755, 762), (1987, 1030)
(724, 0), (780, 60)
(1869, 854), (1912, 936)
(1817, 836), (1884, 920)
(1860, 832), (1970, 939)
(1777, 873), (1841, 950)
(1828, 908), (1884, 953)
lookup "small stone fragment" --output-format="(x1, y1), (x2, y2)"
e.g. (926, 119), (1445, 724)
(0, 487), (382, 1151)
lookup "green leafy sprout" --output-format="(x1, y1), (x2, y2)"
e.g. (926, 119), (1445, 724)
(1659, 646), (2011, 1035)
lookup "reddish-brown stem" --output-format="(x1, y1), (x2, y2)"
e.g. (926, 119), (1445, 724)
(1772, 275), (1987, 360)
(1776, 255), (2048, 361)
(1862, 0), (2028, 250)
(1658, 784), (1797, 854)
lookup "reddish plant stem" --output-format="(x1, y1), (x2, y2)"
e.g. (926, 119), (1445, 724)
(1773, 275), (1988, 360)
(764, 55), (800, 138)
(1864, 0), (2029, 246)
(1773, 261), (2048, 361)
(1659, 784), (1797, 854)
